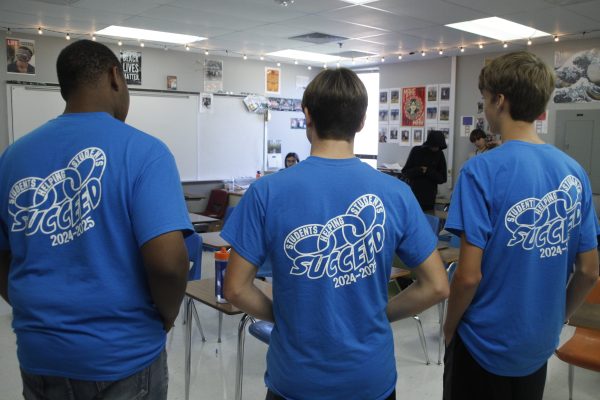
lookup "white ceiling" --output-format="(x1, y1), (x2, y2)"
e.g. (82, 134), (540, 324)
(1, 0), (599, 66)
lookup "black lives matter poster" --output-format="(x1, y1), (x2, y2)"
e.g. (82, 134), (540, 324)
(120, 50), (142, 85)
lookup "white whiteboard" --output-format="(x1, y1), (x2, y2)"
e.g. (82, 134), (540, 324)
(7, 84), (200, 181)
(197, 95), (265, 181)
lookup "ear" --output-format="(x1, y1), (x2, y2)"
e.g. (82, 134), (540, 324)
(303, 107), (313, 127)
(357, 114), (366, 132)
(495, 93), (506, 110)
(109, 65), (123, 92)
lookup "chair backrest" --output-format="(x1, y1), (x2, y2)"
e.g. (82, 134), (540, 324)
(184, 233), (203, 280)
(202, 189), (229, 219)
(447, 261), (457, 282)
(425, 213), (440, 235)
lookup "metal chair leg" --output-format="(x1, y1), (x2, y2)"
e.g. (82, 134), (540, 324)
(235, 314), (255, 400)
(437, 300), (447, 365)
(185, 297), (193, 400)
(191, 301), (206, 342)
(218, 311), (223, 343)
(413, 315), (430, 365)
(568, 364), (574, 400)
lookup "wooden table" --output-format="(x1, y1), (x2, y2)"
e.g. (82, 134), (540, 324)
(188, 212), (218, 224)
(184, 278), (271, 400)
(199, 231), (230, 249)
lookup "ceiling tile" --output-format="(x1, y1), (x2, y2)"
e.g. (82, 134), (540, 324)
(446, 0), (556, 16)
(504, 6), (600, 35)
(139, 5), (267, 30)
(170, 0), (308, 22)
(368, 0), (489, 25)
(283, 14), (388, 37)
(566, 0), (600, 23)
(319, 5), (435, 32)
(119, 16), (235, 38)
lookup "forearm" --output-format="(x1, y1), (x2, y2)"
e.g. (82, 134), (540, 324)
(565, 270), (598, 320)
(387, 279), (447, 322)
(226, 283), (274, 322)
(146, 270), (187, 329)
(443, 278), (479, 342)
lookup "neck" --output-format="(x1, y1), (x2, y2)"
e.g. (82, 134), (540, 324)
(63, 90), (115, 117)
(310, 137), (355, 159)
(497, 118), (544, 144)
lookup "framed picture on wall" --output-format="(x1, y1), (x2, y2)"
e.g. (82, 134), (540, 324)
(6, 37), (36, 75)
(265, 67), (281, 94)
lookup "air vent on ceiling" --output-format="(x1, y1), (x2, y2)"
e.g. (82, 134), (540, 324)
(289, 32), (348, 44)
(32, 0), (80, 5)
(333, 50), (377, 58)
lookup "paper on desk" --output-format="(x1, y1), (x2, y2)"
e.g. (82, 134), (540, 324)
(381, 162), (403, 171)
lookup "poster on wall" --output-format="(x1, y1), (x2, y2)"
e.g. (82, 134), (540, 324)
(379, 90), (389, 105)
(167, 75), (177, 90)
(120, 50), (142, 85)
(378, 125), (389, 143)
(426, 84), (438, 103)
(438, 124), (450, 141)
(439, 84), (451, 104)
(388, 125), (400, 144)
(390, 89), (400, 104)
(390, 107), (400, 122)
(439, 106), (450, 122)
(402, 87), (425, 126)
(460, 116), (475, 137)
(6, 37), (35, 74)
(535, 111), (548, 134)
(265, 67), (281, 94)
(412, 127), (424, 145)
(204, 60), (223, 92)
(200, 93), (213, 113)
(379, 108), (389, 123)
(426, 106), (438, 124)
(554, 48), (600, 103)
(290, 118), (306, 129)
(400, 127), (411, 146)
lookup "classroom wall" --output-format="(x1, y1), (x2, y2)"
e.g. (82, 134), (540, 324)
(376, 36), (600, 188)
(0, 32), (316, 153)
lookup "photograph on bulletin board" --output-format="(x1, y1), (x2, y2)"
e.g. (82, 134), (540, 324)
(379, 90), (389, 105)
(426, 85), (438, 102)
(412, 128), (424, 145)
(389, 107), (400, 122)
(400, 128), (411, 146)
(390, 89), (400, 104)
(6, 37), (35, 74)
(388, 125), (400, 144)
(378, 125), (389, 143)
(379, 108), (389, 123)
(402, 87), (425, 127)
(265, 67), (281, 94)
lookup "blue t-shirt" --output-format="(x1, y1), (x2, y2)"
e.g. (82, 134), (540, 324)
(446, 140), (598, 377)
(0, 112), (193, 380)
(222, 156), (437, 400)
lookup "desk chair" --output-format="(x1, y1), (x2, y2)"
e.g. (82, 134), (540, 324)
(182, 233), (206, 341)
(555, 278), (600, 400)
(201, 188), (229, 220)
(235, 315), (273, 400)
(437, 261), (457, 365)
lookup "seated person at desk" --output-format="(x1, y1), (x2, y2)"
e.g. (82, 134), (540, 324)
(0, 40), (192, 399)
(402, 130), (447, 212)
(284, 152), (299, 168)
(469, 128), (498, 157)
(223, 68), (448, 400)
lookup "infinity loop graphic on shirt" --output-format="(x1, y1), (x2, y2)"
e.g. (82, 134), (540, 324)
(8, 147), (106, 236)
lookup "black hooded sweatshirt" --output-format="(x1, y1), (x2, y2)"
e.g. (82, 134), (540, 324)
(401, 130), (447, 211)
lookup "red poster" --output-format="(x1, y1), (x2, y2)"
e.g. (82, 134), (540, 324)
(402, 87), (425, 126)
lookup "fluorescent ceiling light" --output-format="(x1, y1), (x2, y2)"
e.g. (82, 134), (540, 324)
(267, 49), (342, 63)
(341, 0), (379, 4)
(95, 26), (206, 44)
(446, 17), (550, 41)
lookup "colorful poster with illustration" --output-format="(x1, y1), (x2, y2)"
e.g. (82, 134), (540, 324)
(6, 37), (35, 74)
(265, 67), (281, 94)
(402, 87), (425, 126)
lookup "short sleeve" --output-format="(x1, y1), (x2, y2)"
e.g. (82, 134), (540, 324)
(445, 166), (491, 249)
(221, 184), (267, 268)
(130, 150), (193, 246)
(395, 192), (438, 268)
(577, 175), (599, 253)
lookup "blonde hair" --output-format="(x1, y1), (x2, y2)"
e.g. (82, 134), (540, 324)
(478, 51), (554, 123)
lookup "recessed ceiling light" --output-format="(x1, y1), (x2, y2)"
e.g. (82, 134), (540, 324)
(340, 0), (379, 4)
(95, 26), (206, 45)
(267, 49), (341, 63)
(446, 17), (550, 41)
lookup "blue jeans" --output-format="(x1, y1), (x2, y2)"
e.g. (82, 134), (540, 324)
(21, 349), (168, 400)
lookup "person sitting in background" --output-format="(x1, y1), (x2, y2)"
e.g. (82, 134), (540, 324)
(284, 152), (300, 168)
(402, 130), (447, 212)
(469, 128), (497, 157)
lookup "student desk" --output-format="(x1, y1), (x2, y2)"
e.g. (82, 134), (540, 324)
(183, 191), (206, 201)
(199, 231), (230, 249)
(227, 189), (246, 207)
(184, 278), (271, 400)
(188, 212), (218, 224)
